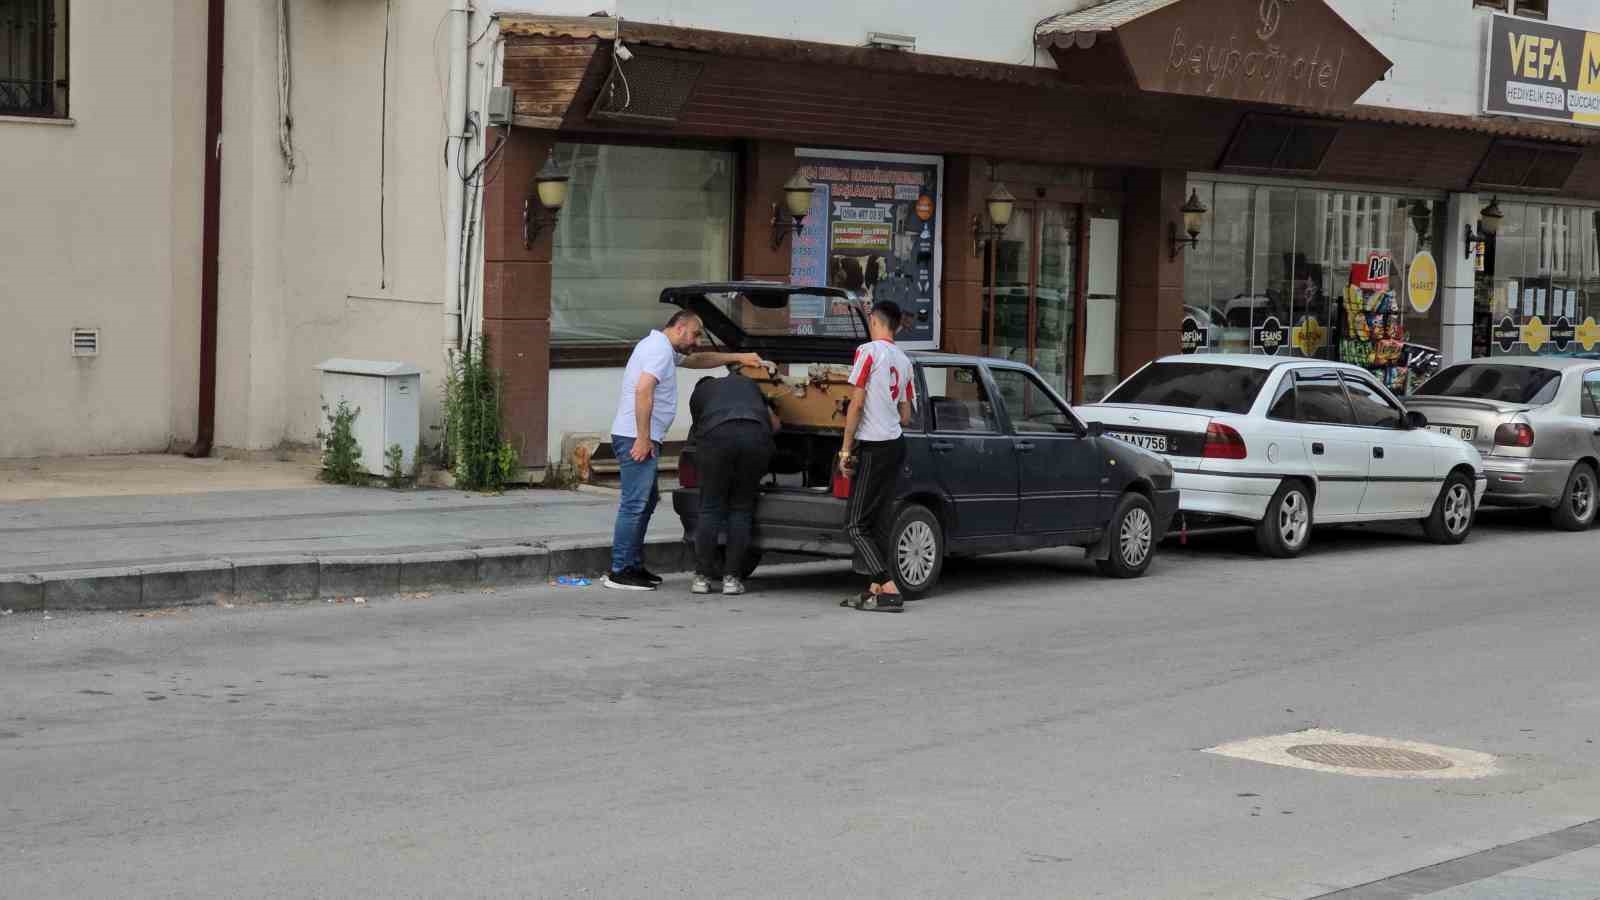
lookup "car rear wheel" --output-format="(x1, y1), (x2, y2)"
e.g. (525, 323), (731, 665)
(1422, 471), (1475, 544)
(890, 504), (944, 600)
(1550, 463), (1598, 532)
(1096, 492), (1157, 579)
(1256, 480), (1313, 558)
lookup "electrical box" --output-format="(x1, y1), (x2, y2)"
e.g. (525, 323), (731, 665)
(315, 359), (423, 476)
(487, 85), (514, 126)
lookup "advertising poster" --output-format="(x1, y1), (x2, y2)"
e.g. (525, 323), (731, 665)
(790, 149), (943, 348)
(1483, 13), (1600, 127)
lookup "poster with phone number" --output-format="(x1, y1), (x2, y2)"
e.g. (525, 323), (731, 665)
(789, 149), (943, 349)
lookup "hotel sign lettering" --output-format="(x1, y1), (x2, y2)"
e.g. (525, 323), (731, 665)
(1050, 0), (1393, 110)
(1483, 13), (1600, 126)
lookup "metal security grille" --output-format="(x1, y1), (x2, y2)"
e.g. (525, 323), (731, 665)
(1, 0), (63, 116)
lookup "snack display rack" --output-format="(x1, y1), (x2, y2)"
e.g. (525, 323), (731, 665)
(1338, 257), (1413, 393)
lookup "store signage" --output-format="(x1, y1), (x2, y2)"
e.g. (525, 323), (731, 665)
(1579, 317), (1600, 351)
(1483, 13), (1600, 126)
(1494, 315), (1521, 353)
(1291, 316), (1327, 356)
(1407, 250), (1438, 314)
(1552, 315), (1576, 351)
(1180, 315), (1207, 354)
(1253, 315), (1287, 355)
(1521, 315), (1551, 352)
(1040, 0), (1391, 111)
(790, 149), (944, 349)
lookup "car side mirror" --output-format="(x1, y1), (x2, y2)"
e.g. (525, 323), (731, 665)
(1404, 410), (1428, 430)
(1083, 420), (1105, 438)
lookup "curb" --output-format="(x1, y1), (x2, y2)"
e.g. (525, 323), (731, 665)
(0, 539), (690, 612)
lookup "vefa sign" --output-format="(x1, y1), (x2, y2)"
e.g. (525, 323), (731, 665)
(1484, 13), (1600, 126)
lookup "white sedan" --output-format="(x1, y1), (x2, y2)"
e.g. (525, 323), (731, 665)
(1082, 355), (1488, 556)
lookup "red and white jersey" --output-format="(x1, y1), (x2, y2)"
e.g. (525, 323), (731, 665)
(848, 339), (916, 442)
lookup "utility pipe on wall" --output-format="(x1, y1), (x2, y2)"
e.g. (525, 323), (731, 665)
(443, 1), (470, 355)
(186, 0), (225, 458)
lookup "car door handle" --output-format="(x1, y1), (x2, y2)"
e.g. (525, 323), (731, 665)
(1312, 442), (1325, 456)
(1373, 446), (1385, 460)
(930, 440), (955, 452)
(1015, 440), (1036, 452)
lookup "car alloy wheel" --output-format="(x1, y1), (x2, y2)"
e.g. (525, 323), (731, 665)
(1571, 469), (1596, 523)
(897, 520), (938, 587)
(1443, 482), (1473, 537)
(1278, 489), (1310, 549)
(1120, 505), (1153, 568)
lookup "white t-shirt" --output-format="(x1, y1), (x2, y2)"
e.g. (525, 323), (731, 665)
(611, 330), (685, 442)
(848, 339), (916, 442)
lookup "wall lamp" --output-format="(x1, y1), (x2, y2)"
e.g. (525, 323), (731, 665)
(1463, 196), (1503, 259)
(522, 150), (570, 248)
(1408, 199), (1433, 241)
(770, 172), (816, 250)
(971, 183), (1016, 256)
(1169, 189), (1208, 260)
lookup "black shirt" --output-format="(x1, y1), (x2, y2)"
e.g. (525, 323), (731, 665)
(690, 373), (771, 441)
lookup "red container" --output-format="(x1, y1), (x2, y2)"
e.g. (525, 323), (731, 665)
(831, 468), (852, 499)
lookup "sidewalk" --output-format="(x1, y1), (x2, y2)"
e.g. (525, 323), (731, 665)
(0, 456), (685, 611)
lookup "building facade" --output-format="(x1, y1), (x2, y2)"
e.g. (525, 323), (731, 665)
(7, 0), (1600, 466)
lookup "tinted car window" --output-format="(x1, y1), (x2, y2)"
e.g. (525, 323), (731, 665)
(922, 365), (999, 434)
(1267, 374), (1297, 421)
(1340, 374), (1403, 428)
(988, 368), (1080, 434)
(1585, 371), (1600, 417)
(1102, 363), (1270, 415)
(1415, 364), (1561, 405)
(1295, 368), (1355, 425)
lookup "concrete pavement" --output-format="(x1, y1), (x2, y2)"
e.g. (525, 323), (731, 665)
(4, 511), (1600, 898)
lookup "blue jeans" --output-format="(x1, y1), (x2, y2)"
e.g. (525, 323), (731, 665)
(610, 434), (660, 574)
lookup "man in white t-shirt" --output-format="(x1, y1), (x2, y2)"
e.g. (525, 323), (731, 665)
(838, 301), (916, 612)
(604, 310), (767, 592)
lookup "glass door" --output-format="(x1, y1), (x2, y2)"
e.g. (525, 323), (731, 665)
(982, 202), (1080, 402)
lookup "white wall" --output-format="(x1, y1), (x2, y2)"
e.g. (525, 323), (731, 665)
(0, 0), (206, 458)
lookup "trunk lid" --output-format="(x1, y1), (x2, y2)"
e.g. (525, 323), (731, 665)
(1081, 403), (1215, 458)
(1403, 396), (1526, 454)
(660, 282), (866, 363)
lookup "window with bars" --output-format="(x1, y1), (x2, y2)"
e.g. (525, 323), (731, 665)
(1, 0), (66, 118)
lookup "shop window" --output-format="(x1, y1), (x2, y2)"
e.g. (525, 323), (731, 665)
(981, 203), (1083, 399)
(1514, 0), (1548, 19)
(1473, 0), (1508, 9)
(550, 143), (734, 348)
(1, 0), (67, 118)
(1475, 200), (1600, 359)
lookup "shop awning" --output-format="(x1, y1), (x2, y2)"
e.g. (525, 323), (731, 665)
(1035, 0), (1392, 111)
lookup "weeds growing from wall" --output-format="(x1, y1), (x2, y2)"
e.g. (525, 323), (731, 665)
(443, 337), (519, 492)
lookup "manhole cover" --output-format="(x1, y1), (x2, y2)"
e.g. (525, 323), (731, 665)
(1285, 743), (1453, 771)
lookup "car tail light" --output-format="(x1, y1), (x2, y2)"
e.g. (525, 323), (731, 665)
(1202, 422), (1248, 460)
(678, 453), (699, 488)
(1493, 423), (1535, 448)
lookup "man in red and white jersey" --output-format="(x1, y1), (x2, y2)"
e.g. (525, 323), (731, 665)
(838, 301), (916, 612)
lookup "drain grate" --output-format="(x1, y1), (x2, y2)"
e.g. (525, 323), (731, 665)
(1286, 743), (1453, 772)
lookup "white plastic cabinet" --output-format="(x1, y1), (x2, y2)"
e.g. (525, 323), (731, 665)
(315, 359), (422, 476)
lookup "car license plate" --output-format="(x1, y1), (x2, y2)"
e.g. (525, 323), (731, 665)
(1106, 431), (1168, 452)
(1429, 424), (1477, 442)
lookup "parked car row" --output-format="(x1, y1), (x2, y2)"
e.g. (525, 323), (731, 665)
(665, 284), (1598, 600)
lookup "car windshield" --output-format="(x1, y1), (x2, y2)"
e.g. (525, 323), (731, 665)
(1102, 362), (1271, 415)
(1414, 364), (1562, 405)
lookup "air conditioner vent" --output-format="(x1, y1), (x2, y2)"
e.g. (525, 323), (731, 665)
(71, 328), (99, 357)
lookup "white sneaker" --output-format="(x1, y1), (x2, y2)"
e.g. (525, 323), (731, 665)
(722, 575), (745, 596)
(690, 574), (712, 594)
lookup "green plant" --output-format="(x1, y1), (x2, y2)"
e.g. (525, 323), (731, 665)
(318, 401), (365, 485)
(443, 337), (518, 492)
(385, 443), (407, 489)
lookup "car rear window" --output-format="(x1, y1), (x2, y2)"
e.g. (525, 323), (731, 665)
(1102, 363), (1271, 415)
(1415, 364), (1561, 405)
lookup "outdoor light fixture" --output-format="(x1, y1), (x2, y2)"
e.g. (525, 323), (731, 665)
(1169, 189), (1208, 260)
(1463, 196), (1504, 259)
(770, 171), (816, 250)
(971, 183), (1016, 256)
(523, 150), (571, 248)
(1409, 199), (1433, 240)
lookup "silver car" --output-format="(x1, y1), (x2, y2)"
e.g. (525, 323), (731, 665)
(1406, 357), (1600, 530)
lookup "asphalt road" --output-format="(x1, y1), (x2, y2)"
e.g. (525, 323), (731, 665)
(4, 511), (1600, 899)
